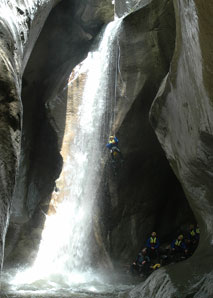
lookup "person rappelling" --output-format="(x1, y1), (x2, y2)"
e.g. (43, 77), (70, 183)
(106, 135), (124, 162)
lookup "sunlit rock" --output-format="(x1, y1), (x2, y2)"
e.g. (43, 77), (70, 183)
(114, 0), (151, 18)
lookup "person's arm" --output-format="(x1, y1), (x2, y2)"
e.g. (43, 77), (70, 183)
(141, 256), (145, 265)
(187, 232), (192, 241)
(195, 233), (200, 240)
(181, 241), (187, 250)
(146, 238), (151, 248)
(134, 254), (140, 264)
(145, 256), (150, 262)
(171, 240), (175, 249)
(155, 238), (160, 249)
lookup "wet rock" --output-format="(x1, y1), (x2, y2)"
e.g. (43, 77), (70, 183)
(1, 0), (211, 296)
(77, 0), (114, 31)
(0, 0), (59, 270)
(4, 0), (114, 266)
(149, 0), (213, 296)
(100, 0), (195, 263)
(128, 269), (176, 298)
(4, 0), (196, 271)
(115, 0), (152, 18)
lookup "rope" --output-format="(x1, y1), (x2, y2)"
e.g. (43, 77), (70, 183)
(108, 19), (123, 138)
(112, 38), (119, 136)
(39, 205), (47, 217)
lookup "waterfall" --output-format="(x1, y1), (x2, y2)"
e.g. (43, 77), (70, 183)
(6, 18), (124, 294)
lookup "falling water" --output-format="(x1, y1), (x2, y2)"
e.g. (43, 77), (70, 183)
(1, 18), (138, 298)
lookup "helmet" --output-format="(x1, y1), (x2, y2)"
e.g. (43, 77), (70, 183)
(109, 135), (114, 139)
(151, 263), (161, 270)
(151, 232), (157, 237)
(178, 234), (184, 240)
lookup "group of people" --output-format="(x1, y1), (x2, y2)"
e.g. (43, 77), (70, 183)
(105, 137), (200, 276)
(130, 224), (200, 276)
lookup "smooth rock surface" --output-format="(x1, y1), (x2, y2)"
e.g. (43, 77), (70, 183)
(4, 0), (114, 266)
(114, 0), (151, 18)
(97, 0), (195, 262)
(1, 0), (212, 296)
(149, 0), (213, 296)
(0, 0), (59, 270)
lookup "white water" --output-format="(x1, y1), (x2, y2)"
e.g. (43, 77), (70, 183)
(1, 18), (138, 297)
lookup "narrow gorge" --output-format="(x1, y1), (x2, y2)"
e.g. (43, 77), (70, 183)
(0, 0), (213, 297)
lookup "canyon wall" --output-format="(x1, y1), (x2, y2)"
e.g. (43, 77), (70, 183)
(1, 0), (213, 296)
(1, 0), (114, 264)
(128, 0), (213, 297)
(98, 0), (195, 262)
(0, 0), (60, 270)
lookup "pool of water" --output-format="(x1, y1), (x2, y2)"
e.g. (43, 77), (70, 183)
(1, 268), (143, 298)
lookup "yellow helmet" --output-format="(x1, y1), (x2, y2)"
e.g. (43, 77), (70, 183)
(178, 234), (184, 240)
(151, 263), (161, 270)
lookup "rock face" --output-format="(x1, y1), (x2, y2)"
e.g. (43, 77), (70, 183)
(1, 0), (212, 296)
(3, 0), (114, 266)
(98, 0), (195, 263)
(115, 0), (152, 18)
(3, 0), (195, 273)
(0, 0), (60, 270)
(146, 0), (213, 296)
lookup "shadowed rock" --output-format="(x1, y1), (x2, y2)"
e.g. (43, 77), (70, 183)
(97, 0), (195, 263)
(149, 0), (213, 296)
(0, 0), (59, 270)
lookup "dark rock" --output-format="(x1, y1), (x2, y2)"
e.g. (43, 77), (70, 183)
(148, 0), (213, 296)
(96, 0), (195, 264)
(0, 0), (60, 269)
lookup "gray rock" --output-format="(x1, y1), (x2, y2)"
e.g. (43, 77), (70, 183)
(1, 0), (212, 296)
(115, 0), (152, 18)
(149, 0), (213, 295)
(102, 0), (189, 262)
(4, 0), (114, 266)
(0, 0), (59, 270)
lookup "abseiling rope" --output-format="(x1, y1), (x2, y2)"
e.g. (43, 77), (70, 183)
(111, 39), (119, 136)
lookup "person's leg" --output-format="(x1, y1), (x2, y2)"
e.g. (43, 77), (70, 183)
(114, 146), (124, 161)
(147, 247), (152, 259)
(150, 249), (156, 260)
(143, 262), (151, 275)
(155, 248), (160, 260)
(138, 264), (143, 274)
(130, 264), (137, 274)
(110, 149), (115, 160)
